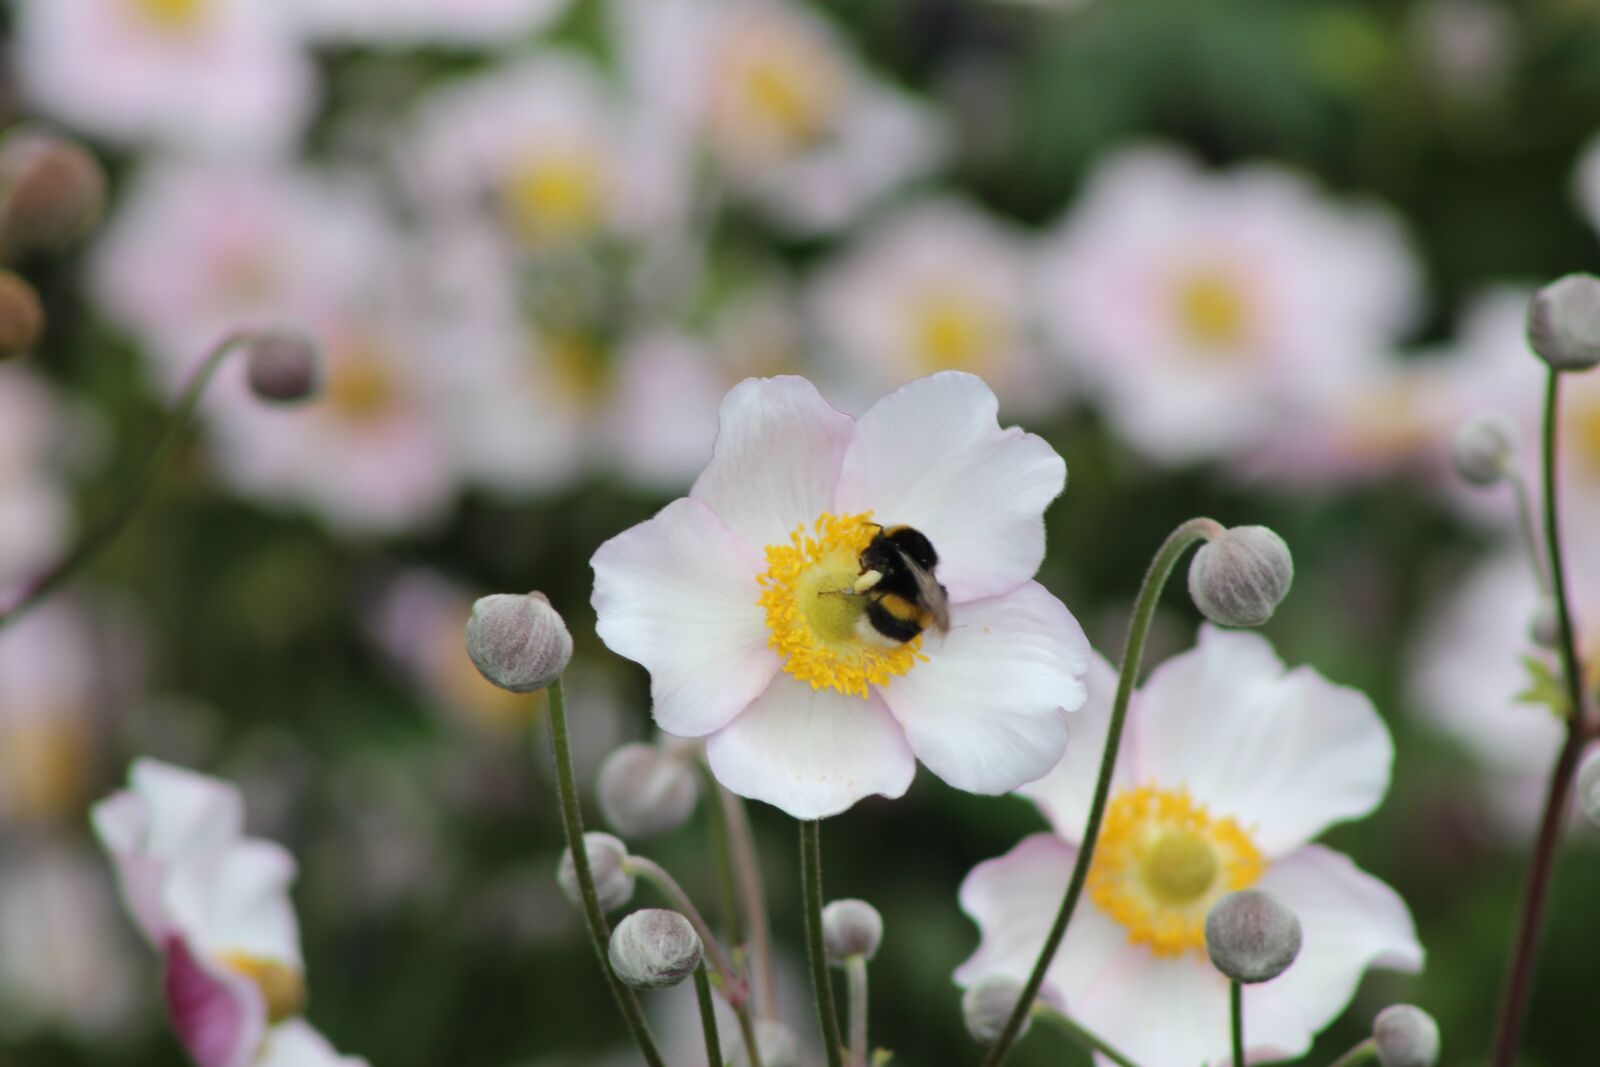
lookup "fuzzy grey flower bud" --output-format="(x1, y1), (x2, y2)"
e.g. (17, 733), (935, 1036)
(557, 832), (634, 912)
(1528, 274), (1600, 372)
(1450, 413), (1518, 487)
(1531, 599), (1562, 650)
(1204, 889), (1302, 984)
(0, 271), (42, 361)
(731, 1021), (800, 1067)
(597, 743), (699, 838)
(1577, 749), (1600, 831)
(1373, 1004), (1441, 1067)
(962, 977), (1032, 1045)
(246, 331), (320, 403)
(0, 129), (107, 253)
(1187, 526), (1294, 627)
(822, 898), (883, 964)
(465, 592), (572, 693)
(608, 908), (702, 990)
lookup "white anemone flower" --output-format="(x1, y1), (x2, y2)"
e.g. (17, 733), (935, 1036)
(592, 372), (1090, 820)
(958, 628), (1422, 1067)
(93, 759), (367, 1067)
(13, 0), (313, 158)
(1577, 132), (1600, 238)
(283, 0), (569, 46)
(0, 602), (98, 827)
(1035, 144), (1421, 466)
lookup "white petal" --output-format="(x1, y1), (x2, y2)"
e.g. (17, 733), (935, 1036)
(1248, 846), (1424, 1060)
(1072, 948), (1232, 1067)
(834, 372), (1065, 602)
(593, 498), (780, 737)
(165, 840), (303, 969)
(1019, 652), (1138, 843)
(705, 677), (915, 820)
(1132, 626), (1393, 856)
(881, 582), (1088, 795)
(258, 1020), (370, 1067)
(689, 376), (856, 550)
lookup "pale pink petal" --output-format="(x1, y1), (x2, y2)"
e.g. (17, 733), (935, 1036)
(689, 376), (855, 550)
(881, 582), (1088, 794)
(593, 498), (779, 737)
(163, 938), (266, 1067)
(258, 1020), (369, 1067)
(1019, 652), (1138, 843)
(705, 676), (915, 819)
(1133, 626), (1393, 856)
(164, 840), (302, 969)
(1072, 947), (1232, 1067)
(834, 372), (1064, 602)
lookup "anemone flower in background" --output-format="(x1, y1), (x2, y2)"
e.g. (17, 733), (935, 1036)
(1035, 144), (1422, 467)
(12, 0), (313, 158)
(592, 372), (1089, 820)
(958, 628), (1422, 1067)
(0, 602), (100, 827)
(93, 759), (367, 1067)
(0, 366), (74, 592)
(283, 0), (570, 46)
(1576, 132), (1600, 237)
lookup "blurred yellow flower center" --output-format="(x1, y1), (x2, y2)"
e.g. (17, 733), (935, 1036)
(501, 152), (608, 246)
(910, 292), (1001, 373)
(1088, 786), (1263, 957)
(1567, 393), (1600, 483)
(217, 953), (305, 1024)
(1176, 270), (1249, 351)
(131, 0), (205, 29)
(757, 511), (923, 698)
(325, 345), (398, 423)
(717, 23), (842, 157)
(0, 717), (90, 823)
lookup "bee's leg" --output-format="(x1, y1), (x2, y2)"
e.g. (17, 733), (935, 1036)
(853, 570), (884, 593)
(818, 588), (861, 598)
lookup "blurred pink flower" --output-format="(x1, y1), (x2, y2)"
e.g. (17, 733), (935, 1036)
(960, 628), (1422, 1067)
(0, 366), (73, 591)
(284, 0), (570, 45)
(1575, 132), (1600, 236)
(1036, 144), (1422, 465)
(13, 0), (314, 157)
(0, 602), (98, 827)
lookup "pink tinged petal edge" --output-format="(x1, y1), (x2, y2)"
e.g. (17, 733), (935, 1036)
(257, 1020), (370, 1067)
(1072, 947), (1232, 1067)
(163, 938), (267, 1067)
(704, 676), (916, 820)
(92, 791), (174, 946)
(1018, 651), (1136, 844)
(882, 581), (1088, 795)
(592, 497), (780, 737)
(834, 371), (1066, 603)
(689, 375), (857, 552)
(1132, 625), (1394, 856)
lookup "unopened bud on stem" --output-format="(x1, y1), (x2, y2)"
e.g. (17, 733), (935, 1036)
(0, 271), (42, 361)
(609, 908), (702, 990)
(1188, 526), (1294, 627)
(0, 129), (107, 253)
(1450, 414), (1517, 487)
(246, 331), (320, 403)
(465, 592), (572, 693)
(1531, 599), (1562, 650)
(822, 898), (883, 964)
(962, 976), (1032, 1045)
(1204, 889), (1302, 984)
(1527, 274), (1600, 372)
(597, 742), (699, 838)
(556, 832), (634, 912)
(1372, 1004), (1440, 1067)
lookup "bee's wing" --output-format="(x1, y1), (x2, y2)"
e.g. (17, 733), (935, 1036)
(898, 549), (951, 634)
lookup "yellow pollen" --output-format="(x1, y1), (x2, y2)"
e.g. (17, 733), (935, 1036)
(1176, 270), (1250, 351)
(500, 151), (609, 247)
(325, 344), (398, 423)
(1087, 786), (1264, 957)
(910, 293), (999, 373)
(130, 0), (206, 29)
(216, 953), (305, 1024)
(757, 512), (923, 697)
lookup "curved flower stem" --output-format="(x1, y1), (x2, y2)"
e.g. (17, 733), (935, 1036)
(980, 517), (1224, 1067)
(0, 331), (248, 630)
(1490, 370), (1593, 1067)
(846, 956), (869, 1067)
(1034, 1005), (1144, 1067)
(1325, 1038), (1377, 1067)
(627, 854), (747, 1004)
(722, 783), (778, 1020)
(546, 678), (668, 1067)
(694, 965), (725, 1067)
(734, 1003), (766, 1067)
(700, 765), (747, 956)
(801, 819), (846, 1067)
(1229, 982), (1245, 1067)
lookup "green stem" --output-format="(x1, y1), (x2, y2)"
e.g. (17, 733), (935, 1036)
(1035, 1006), (1144, 1067)
(628, 855), (744, 999)
(981, 517), (1224, 1067)
(846, 956), (869, 1067)
(547, 678), (668, 1067)
(700, 767), (749, 964)
(734, 1001), (766, 1067)
(722, 783), (777, 1020)
(0, 331), (248, 630)
(1230, 982), (1245, 1067)
(694, 965), (725, 1067)
(1509, 470), (1551, 593)
(1325, 1038), (1377, 1067)
(801, 819), (846, 1067)
(1490, 370), (1592, 1067)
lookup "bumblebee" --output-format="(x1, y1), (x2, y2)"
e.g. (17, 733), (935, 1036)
(850, 524), (951, 644)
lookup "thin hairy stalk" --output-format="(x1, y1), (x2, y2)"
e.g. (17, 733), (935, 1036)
(1509, 470), (1551, 592)
(981, 517), (1224, 1066)
(700, 765), (748, 964)
(1326, 1038), (1377, 1067)
(846, 956), (869, 1067)
(1490, 370), (1593, 1067)
(0, 331), (247, 629)
(694, 965), (725, 1067)
(1035, 1006), (1144, 1067)
(628, 854), (746, 1003)
(1230, 982), (1245, 1067)
(723, 784), (778, 1019)
(801, 820), (846, 1067)
(547, 678), (667, 1067)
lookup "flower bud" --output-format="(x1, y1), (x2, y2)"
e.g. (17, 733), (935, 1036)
(731, 1021), (800, 1067)
(1450, 413), (1517, 487)
(1204, 889), (1302, 984)
(608, 908), (702, 990)
(1528, 274), (1600, 372)
(0, 129), (107, 253)
(962, 976), (1032, 1045)
(1576, 748), (1600, 831)
(822, 898), (883, 964)
(1530, 599), (1562, 650)
(465, 592), (572, 693)
(245, 331), (320, 403)
(597, 742), (699, 838)
(556, 832), (634, 912)
(1373, 1004), (1441, 1067)
(0, 271), (43, 361)
(1187, 526), (1294, 628)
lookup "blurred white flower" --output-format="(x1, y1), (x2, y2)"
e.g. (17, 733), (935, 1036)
(93, 759), (367, 1067)
(13, 0), (314, 157)
(0, 602), (98, 827)
(1574, 132), (1600, 236)
(1036, 144), (1422, 465)
(614, 0), (945, 234)
(284, 0), (570, 46)
(592, 372), (1089, 819)
(809, 197), (1066, 416)
(0, 366), (73, 591)
(959, 628), (1422, 1067)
